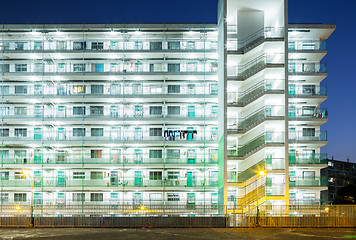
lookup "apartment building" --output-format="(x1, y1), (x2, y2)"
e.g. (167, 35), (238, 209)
(0, 0), (334, 212)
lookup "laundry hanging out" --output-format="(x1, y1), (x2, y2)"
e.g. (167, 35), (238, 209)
(164, 129), (197, 141)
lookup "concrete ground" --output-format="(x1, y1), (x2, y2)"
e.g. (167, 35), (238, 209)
(0, 228), (355, 240)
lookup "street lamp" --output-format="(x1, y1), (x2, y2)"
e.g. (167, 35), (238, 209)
(256, 170), (266, 225)
(22, 171), (34, 226)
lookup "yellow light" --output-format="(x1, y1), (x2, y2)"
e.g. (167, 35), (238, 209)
(325, 207), (329, 211)
(259, 170), (266, 176)
(139, 205), (146, 210)
(15, 206), (21, 211)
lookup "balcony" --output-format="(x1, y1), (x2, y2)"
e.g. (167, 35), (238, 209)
(288, 85), (327, 98)
(227, 80), (284, 106)
(228, 54), (284, 80)
(288, 63), (327, 74)
(227, 132), (284, 158)
(288, 107), (328, 120)
(289, 131), (327, 142)
(289, 153), (327, 165)
(288, 40), (327, 51)
(289, 177), (327, 188)
(1, 177), (218, 189)
(227, 27), (284, 52)
(227, 106), (284, 133)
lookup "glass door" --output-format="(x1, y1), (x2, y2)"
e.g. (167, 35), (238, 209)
(110, 127), (121, 141)
(288, 84), (296, 95)
(110, 149), (121, 164)
(187, 171), (195, 187)
(34, 171), (42, 187)
(57, 106), (66, 118)
(34, 128), (42, 140)
(57, 171), (66, 187)
(134, 127), (143, 140)
(134, 171), (143, 186)
(34, 106), (43, 118)
(289, 106), (296, 118)
(134, 105), (143, 118)
(133, 192), (142, 206)
(110, 106), (119, 118)
(187, 127), (194, 141)
(110, 171), (118, 186)
(132, 84), (143, 95)
(187, 149), (196, 164)
(34, 149), (42, 164)
(58, 128), (66, 140)
(187, 193), (196, 209)
(187, 106), (195, 118)
(134, 149), (142, 164)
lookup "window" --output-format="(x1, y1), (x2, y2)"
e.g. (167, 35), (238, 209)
(73, 42), (86, 50)
(168, 42), (180, 50)
(56, 41), (67, 50)
(0, 129), (9, 137)
(94, 64), (104, 72)
(149, 128), (162, 137)
(14, 150), (26, 159)
(150, 42), (162, 50)
(111, 193), (119, 199)
(134, 41), (143, 50)
(34, 41), (42, 51)
(91, 150), (103, 159)
(15, 128), (27, 137)
(0, 150), (9, 159)
(210, 84), (218, 95)
(303, 128), (315, 137)
(1, 171), (9, 180)
(15, 42), (28, 51)
(302, 85), (316, 95)
(111, 63), (120, 72)
(15, 107), (27, 115)
(0, 107), (9, 116)
(14, 193), (27, 202)
(167, 193), (180, 202)
(15, 85), (27, 94)
(73, 64), (85, 72)
(73, 106), (86, 115)
(149, 149), (162, 159)
(15, 64), (27, 72)
(149, 106), (162, 115)
(72, 85), (85, 94)
(302, 106), (316, 116)
(72, 193), (85, 202)
(15, 172), (27, 179)
(73, 128), (85, 137)
(90, 193), (103, 202)
(91, 171), (103, 180)
(187, 41), (195, 49)
(0, 64), (9, 73)
(90, 106), (104, 115)
(0, 86), (9, 94)
(0, 193), (9, 202)
(288, 42), (296, 50)
(91, 128), (103, 137)
(91, 42), (104, 50)
(168, 63), (180, 72)
(168, 106), (180, 115)
(168, 85), (180, 93)
(149, 171), (162, 180)
(91, 85), (104, 94)
(73, 172), (85, 180)
(168, 171), (179, 180)
(167, 149), (180, 159)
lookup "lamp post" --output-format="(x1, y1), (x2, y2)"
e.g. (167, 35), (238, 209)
(256, 170), (266, 226)
(22, 171), (34, 226)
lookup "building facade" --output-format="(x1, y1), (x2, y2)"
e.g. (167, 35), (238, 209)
(321, 159), (356, 204)
(0, 0), (334, 212)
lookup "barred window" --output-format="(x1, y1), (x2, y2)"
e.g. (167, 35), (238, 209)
(168, 63), (180, 72)
(149, 149), (162, 159)
(167, 194), (180, 202)
(73, 106), (86, 115)
(73, 172), (85, 180)
(149, 106), (162, 115)
(149, 171), (162, 180)
(0, 129), (9, 137)
(149, 128), (162, 137)
(14, 128), (27, 137)
(14, 193), (27, 202)
(91, 128), (103, 137)
(73, 128), (85, 137)
(72, 193), (85, 202)
(167, 85), (180, 93)
(90, 193), (103, 202)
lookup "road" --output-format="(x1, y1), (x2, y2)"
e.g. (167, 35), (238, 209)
(0, 228), (355, 240)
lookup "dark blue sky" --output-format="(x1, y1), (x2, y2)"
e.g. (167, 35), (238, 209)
(1, 0), (355, 162)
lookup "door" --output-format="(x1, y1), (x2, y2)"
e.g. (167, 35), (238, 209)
(289, 128), (296, 140)
(187, 106), (195, 118)
(34, 128), (42, 140)
(132, 84), (143, 95)
(265, 106), (272, 117)
(34, 106), (43, 118)
(110, 127), (121, 141)
(187, 127), (194, 141)
(57, 192), (66, 205)
(288, 84), (296, 95)
(57, 106), (66, 118)
(34, 85), (42, 95)
(187, 149), (196, 164)
(187, 193), (196, 209)
(134, 127), (143, 140)
(211, 127), (218, 140)
(110, 106), (119, 118)
(57, 171), (66, 187)
(58, 128), (66, 140)
(134, 105), (143, 118)
(134, 149), (142, 164)
(34, 171), (42, 187)
(211, 193), (218, 208)
(134, 171), (143, 186)
(56, 150), (67, 163)
(133, 193), (142, 206)
(289, 106), (296, 118)
(209, 171), (218, 186)
(34, 149), (42, 164)
(187, 171), (195, 187)
(110, 149), (121, 164)
(110, 171), (118, 186)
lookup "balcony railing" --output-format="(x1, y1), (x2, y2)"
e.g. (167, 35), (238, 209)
(289, 153), (327, 165)
(227, 79), (284, 105)
(288, 63), (327, 74)
(227, 27), (284, 51)
(227, 132), (284, 158)
(288, 40), (327, 51)
(227, 105), (284, 131)
(289, 177), (327, 187)
(289, 131), (327, 142)
(288, 107), (328, 119)
(288, 85), (327, 97)
(1, 177), (218, 188)
(228, 54), (284, 78)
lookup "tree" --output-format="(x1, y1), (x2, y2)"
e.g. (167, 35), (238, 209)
(333, 184), (356, 204)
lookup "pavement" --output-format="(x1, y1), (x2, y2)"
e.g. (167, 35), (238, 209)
(0, 228), (355, 240)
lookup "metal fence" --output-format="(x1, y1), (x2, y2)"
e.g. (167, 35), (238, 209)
(0, 204), (355, 228)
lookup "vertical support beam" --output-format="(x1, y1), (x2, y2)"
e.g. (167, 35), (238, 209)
(217, 0), (228, 209)
(283, 0), (290, 206)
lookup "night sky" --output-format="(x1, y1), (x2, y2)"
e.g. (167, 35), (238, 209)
(0, 0), (355, 162)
